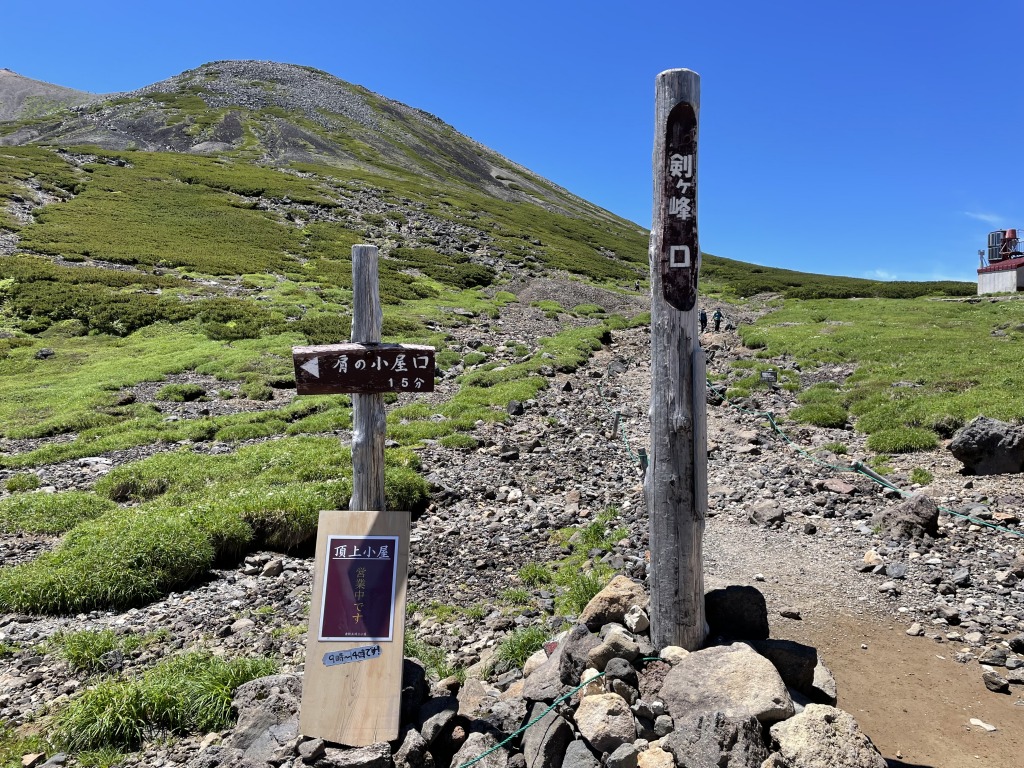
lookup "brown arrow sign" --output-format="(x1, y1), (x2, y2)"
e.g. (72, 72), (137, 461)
(292, 343), (435, 395)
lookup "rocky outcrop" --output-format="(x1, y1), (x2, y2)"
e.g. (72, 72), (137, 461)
(177, 582), (882, 768)
(768, 704), (887, 768)
(662, 711), (768, 768)
(657, 642), (794, 725)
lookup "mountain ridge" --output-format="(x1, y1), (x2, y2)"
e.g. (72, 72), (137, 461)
(0, 60), (625, 225)
(0, 68), (96, 122)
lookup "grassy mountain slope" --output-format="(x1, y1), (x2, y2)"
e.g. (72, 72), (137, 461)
(0, 60), (997, 621)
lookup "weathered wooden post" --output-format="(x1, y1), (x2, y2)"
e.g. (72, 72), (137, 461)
(292, 244), (435, 745)
(645, 69), (708, 651)
(350, 244), (387, 511)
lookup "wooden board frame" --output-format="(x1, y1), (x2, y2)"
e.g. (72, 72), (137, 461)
(299, 509), (410, 745)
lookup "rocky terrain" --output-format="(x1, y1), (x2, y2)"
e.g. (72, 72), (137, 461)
(2, 293), (1023, 768)
(0, 59), (1020, 768)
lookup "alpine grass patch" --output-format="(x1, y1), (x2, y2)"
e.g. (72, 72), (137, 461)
(492, 625), (548, 671)
(0, 439), (428, 613)
(741, 296), (1024, 451)
(0, 491), (117, 534)
(865, 427), (939, 454)
(155, 383), (206, 402)
(556, 569), (607, 616)
(789, 403), (849, 429)
(49, 651), (277, 751)
(3, 472), (40, 493)
(909, 467), (934, 485)
(50, 628), (168, 675)
(517, 562), (553, 587)
(404, 632), (456, 681)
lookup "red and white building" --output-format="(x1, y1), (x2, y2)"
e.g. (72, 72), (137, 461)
(978, 229), (1024, 295)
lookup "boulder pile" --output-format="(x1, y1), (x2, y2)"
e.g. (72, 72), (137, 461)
(183, 577), (885, 768)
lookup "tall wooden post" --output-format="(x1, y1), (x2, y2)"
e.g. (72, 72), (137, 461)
(646, 69), (707, 651)
(350, 244), (386, 511)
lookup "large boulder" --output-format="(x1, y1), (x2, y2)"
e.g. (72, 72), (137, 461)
(705, 585), (770, 641)
(450, 731), (510, 768)
(523, 642), (568, 702)
(560, 624), (601, 685)
(869, 493), (939, 541)
(658, 642), (794, 724)
(578, 576), (648, 629)
(949, 416), (1024, 475)
(751, 639), (817, 698)
(212, 674), (301, 767)
(574, 692), (636, 754)
(768, 704), (886, 768)
(521, 701), (572, 768)
(662, 711), (768, 768)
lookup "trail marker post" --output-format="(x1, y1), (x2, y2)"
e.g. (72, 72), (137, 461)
(293, 244), (434, 745)
(646, 69), (708, 651)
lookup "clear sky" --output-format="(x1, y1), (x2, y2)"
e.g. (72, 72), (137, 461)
(3, 1), (1021, 283)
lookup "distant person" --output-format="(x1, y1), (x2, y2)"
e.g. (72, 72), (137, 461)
(712, 308), (723, 332)
(634, 279), (640, 292)
(699, 308), (707, 333)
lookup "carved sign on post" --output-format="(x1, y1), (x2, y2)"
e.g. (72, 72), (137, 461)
(293, 343), (436, 395)
(294, 245), (433, 747)
(659, 102), (699, 311)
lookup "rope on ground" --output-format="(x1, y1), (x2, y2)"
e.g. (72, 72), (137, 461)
(454, 656), (666, 768)
(707, 380), (1024, 539)
(453, 672), (604, 768)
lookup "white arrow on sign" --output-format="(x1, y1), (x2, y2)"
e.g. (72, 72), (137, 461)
(300, 357), (320, 378)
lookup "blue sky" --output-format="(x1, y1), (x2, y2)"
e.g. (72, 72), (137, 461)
(4, 1), (1021, 283)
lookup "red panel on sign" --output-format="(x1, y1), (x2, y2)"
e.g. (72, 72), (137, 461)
(319, 535), (400, 642)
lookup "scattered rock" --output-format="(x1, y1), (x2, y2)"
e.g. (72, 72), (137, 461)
(949, 416), (1024, 475)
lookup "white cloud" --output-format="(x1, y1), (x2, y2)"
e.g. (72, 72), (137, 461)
(964, 211), (1004, 225)
(858, 267), (976, 283)
(863, 269), (898, 280)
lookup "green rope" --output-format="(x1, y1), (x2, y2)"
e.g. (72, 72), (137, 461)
(454, 657), (667, 767)
(453, 672), (606, 768)
(708, 380), (1024, 539)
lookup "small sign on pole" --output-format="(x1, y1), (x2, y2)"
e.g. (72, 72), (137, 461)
(293, 343), (436, 395)
(760, 368), (778, 385)
(293, 244), (434, 746)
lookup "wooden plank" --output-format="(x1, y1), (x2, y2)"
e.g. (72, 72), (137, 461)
(299, 509), (410, 745)
(645, 68), (707, 651)
(293, 343), (436, 395)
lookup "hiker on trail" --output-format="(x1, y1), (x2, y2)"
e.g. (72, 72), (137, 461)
(712, 308), (723, 332)
(699, 308), (707, 333)
(634, 279), (640, 292)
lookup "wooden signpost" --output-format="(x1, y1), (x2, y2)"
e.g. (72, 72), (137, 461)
(295, 244), (433, 746)
(646, 69), (708, 651)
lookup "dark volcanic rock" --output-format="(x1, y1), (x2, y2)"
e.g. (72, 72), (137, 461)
(663, 711), (768, 768)
(949, 416), (1024, 475)
(870, 493), (939, 541)
(705, 585), (770, 641)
